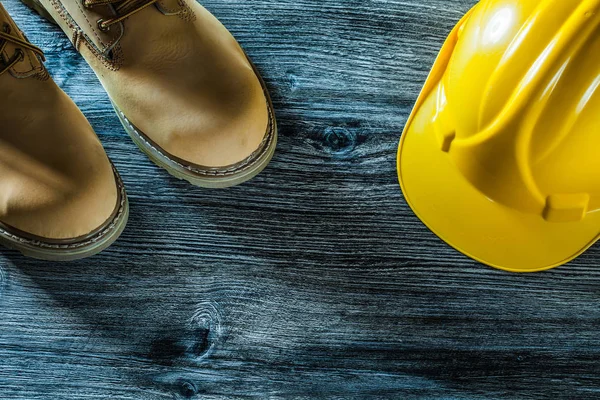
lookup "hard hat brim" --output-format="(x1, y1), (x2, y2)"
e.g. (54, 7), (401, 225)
(397, 11), (600, 273)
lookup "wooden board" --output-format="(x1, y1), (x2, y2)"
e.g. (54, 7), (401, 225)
(2, 0), (600, 398)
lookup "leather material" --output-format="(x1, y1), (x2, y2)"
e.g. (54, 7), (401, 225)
(0, 3), (119, 240)
(156, 0), (187, 15)
(1, 8), (43, 76)
(46, 0), (124, 58)
(42, 0), (270, 168)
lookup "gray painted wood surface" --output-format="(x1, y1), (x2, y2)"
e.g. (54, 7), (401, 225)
(1, 0), (599, 398)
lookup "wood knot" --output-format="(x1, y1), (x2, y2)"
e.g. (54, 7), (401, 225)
(148, 301), (223, 366)
(321, 127), (357, 156)
(189, 301), (223, 360)
(179, 380), (198, 398)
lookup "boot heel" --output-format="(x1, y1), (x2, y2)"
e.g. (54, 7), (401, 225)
(20, 0), (57, 25)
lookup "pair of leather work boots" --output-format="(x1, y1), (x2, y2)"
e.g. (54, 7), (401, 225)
(0, 0), (277, 260)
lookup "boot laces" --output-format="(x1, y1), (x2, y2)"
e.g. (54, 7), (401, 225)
(82, 0), (159, 32)
(0, 23), (45, 77)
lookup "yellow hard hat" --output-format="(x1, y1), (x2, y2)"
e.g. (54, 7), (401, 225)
(397, 0), (600, 272)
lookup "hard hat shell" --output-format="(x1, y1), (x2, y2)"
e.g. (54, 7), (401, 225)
(397, 0), (600, 272)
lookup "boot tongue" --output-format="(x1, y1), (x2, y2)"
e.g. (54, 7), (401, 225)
(0, 3), (43, 77)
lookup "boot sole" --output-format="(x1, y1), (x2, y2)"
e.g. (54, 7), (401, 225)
(112, 96), (277, 189)
(22, 0), (278, 189)
(0, 169), (129, 261)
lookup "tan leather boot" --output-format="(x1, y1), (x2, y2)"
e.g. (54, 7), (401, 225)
(23, 0), (277, 188)
(0, 3), (128, 261)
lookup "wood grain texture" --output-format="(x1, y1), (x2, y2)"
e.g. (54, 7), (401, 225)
(2, 0), (600, 398)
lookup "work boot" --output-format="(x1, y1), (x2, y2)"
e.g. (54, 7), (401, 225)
(0, 3), (128, 261)
(22, 0), (277, 188)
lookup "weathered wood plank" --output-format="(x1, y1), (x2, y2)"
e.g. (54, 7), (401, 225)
(3, 0), (600, 398)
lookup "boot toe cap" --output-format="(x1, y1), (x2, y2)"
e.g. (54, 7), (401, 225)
(0, 149), (122, 243)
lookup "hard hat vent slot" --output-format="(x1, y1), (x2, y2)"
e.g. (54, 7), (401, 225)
(543, 193), (590, 223)
(436, 127), (456, 153)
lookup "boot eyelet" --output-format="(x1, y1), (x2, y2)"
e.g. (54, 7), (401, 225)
(15, 49), (24, 62)
(97, 19), (109, 32)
